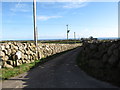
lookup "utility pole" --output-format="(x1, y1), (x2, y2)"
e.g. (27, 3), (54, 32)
(33, 0), (38, 59)
(33, 0), (37, 46)
(66, 24), (68, 40)
(74, 32), (76, 44)
(66, 24), (70, 44)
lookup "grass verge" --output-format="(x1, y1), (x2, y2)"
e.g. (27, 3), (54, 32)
(76, 50), (120, 87)
(0, 60), (40, 80)
(1, 47), (78, 80)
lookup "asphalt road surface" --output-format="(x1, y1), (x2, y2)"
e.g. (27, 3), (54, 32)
(1, 47), (119, 88)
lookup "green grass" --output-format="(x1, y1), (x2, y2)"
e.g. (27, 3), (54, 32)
(0, 60), (40, 80)
(41, 40), (81, 44)
(1, 47), (78, 80)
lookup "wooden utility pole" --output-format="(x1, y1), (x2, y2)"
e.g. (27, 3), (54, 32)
(66, 24), (68, 40)
(33, 0), (37, 46)
(66, 24), (70, 44)
(74, 32), (76, 44)
(33, 0), (38, 59)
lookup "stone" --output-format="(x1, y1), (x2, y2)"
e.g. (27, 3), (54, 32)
(18, 45), (24, 51)
(27, 43), (31, 47)
(30, 60), (34, 62)
(0, 56), (3, 69)
(0, 43), (80, 68)
(38, 51), (41, 59)
(3, 49), (8, 55)
(109, 44), (118, 50)
(24, 55), (28, 60)
(93, 51), (104, 59)
(7, 49), (12, 55)
(107, 44), (117, 56)
(22, 60), (26, 63)
(85, 47), (90, 53)
(102, 54), (109, 63)
(119, 46), (120, 51)
(23, 44), (27, 49)
(118, 62), (120, 68)
(27, 60), (31, 63)
(1, 55), (9, 61)
(12, 60), (21, 67)
(27, 55), (31, 60)
(86, 51), (94, 59)
(16, 51), (22, 60)
(8, 42), (12, 45)
(108, 55), (118, 66)
(16, 60), (21, 66)
(4, 55), (9, 61)
(13, 46), (18, 50)
(13, 42), (17, 45)
(33, 54), (37, 60)
(41, 54), (45, 58)
(3, 62), (13, 69)
(21, 53), (25, 60)
(98, 44), (106, 52)
(30, 56), (33, 60)
(88, 60), (103, 68)
(0, 51), (5, 57)
(12, 54), (18, 61)
(20, 49), (25, 53)
(30, 43), (35, 47)
(11, 49), (16, 55)
(113, 49), (118, 57)
(26, 50), (31, 55)
(107, 48), (113, 56)
(1, 45), (5, 50)
(5, 44), (10, 49)
(6, 60), (13, 66)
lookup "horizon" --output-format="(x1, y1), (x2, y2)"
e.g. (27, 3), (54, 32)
(1, 37), (119, 41)
(1, 1), (118, 40)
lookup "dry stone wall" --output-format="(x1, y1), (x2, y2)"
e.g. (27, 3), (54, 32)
(80, 40), (120, 69)
(0, 42), (80, 68)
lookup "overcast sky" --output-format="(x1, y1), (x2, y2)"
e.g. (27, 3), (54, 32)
(1, 1), (118, 40)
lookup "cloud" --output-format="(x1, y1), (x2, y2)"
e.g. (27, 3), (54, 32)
(63, 2), (88, 9)
(37, 16), (62, 21)
(10, 3), (30, 12)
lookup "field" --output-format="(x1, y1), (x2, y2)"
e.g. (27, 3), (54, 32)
(0, 39), (81, 44)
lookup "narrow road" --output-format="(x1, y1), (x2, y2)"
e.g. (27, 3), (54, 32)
(2, 47), (119, 88)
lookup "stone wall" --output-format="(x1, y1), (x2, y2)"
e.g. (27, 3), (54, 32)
(0, 42), (80, 68)
(80, 40), (120, 69)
